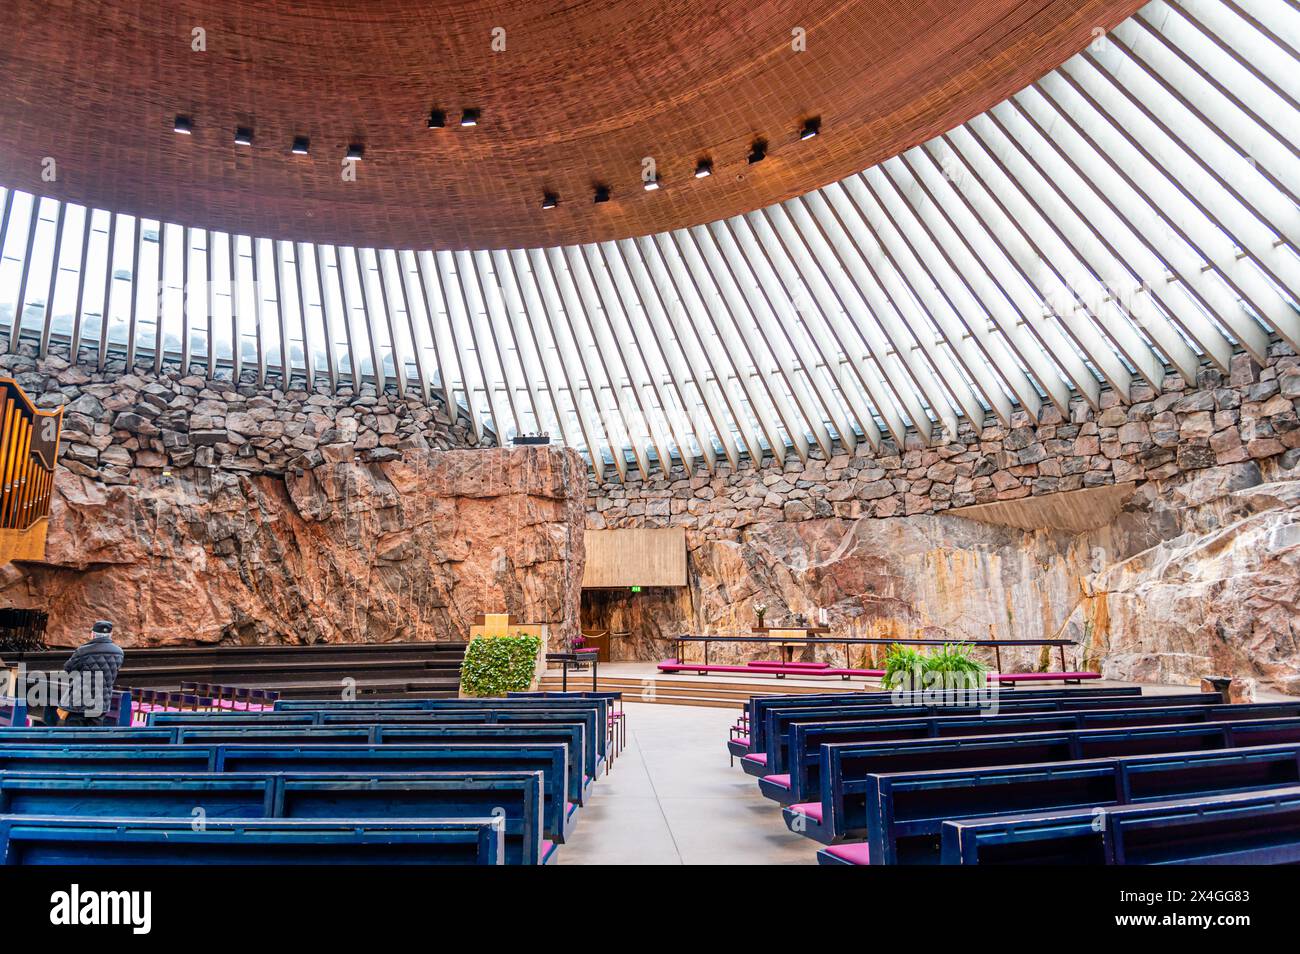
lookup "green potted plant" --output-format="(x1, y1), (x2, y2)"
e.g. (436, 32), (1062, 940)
(459, 632), (543, 698)
(882, 642), (987, 691)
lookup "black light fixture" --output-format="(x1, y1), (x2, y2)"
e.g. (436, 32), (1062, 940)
(694, 158), (713, 178)
(747, 138), (767, 164)
(593, 184), (611, 204)
(234, 127), (253, 146)
(800, 116), (821, 140)
(460, 108), (480, 127)
(173, 114), (193, 135)
(428, 109), (446, 129)
(541, 192), (559, 210)
(346, 143), (364, 161)
(291, 136), (310, 155)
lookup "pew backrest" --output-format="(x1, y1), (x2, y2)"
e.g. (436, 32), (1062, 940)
(0, 815), (504, 865)
(0, 770), (546, 864)
(746, 686), (1148, 750)
(0, 742), (572, 841)
(940, 785), (1300, 865)
(785, 700), (1300, 801)
(764, 693), (1232, 773)
(865, 742), (1300, 864)
(821, 715), (1300, 841)
(0, 723), (589, 798)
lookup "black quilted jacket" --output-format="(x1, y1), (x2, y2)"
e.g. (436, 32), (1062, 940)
(62, 634), (124, 703)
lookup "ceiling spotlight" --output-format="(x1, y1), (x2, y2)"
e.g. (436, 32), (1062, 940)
(460, 108), (480, 127)
(593, 184), (611, 204)
(800, 116), (821, 140)
(346, 144), (364, 161)
(234, 127), (253, 146)
(542, 192), (559, 209)
(428, 109), (446, 129)
(747, 138), (767, 164)
(291, 136), (310, 155)
(694, 158), (713, 178)
(173, 115), (193, 135)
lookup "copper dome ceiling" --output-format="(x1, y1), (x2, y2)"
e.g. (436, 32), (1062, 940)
(0, 0), (1146, 250)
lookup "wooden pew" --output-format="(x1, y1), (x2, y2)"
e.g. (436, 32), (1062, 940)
(779, 700), (1300, 803)
(0, 771), (551, 864)
(797, 715), (1300, 844)
(272, 696), (612, 744)
(510, 690), (626, 760)
(751, 692), (1228, 780)
(191, 698), (612, 770)
(738, 686), (1146, 757)
(0, 742), (575, 843)
(857, 742), (1300, 864)
(0, 816), (504, 865)
(0, 724), (590, 803)
(936, 785), (1300, 866)
(150, 708), (601, 792)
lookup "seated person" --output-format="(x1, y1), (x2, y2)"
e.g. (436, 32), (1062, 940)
(52, 620), (124, 726)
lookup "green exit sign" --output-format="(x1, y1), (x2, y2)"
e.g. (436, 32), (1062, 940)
(630, 586), (642, 593)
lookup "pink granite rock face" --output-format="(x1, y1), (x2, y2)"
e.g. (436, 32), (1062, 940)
(585, 465), (1300, 696)
(2, 447), (586, 651)
(1091, 479), (1300, 696)
(584, 514), (1139, 675)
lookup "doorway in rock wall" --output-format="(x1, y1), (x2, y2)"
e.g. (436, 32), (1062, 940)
(579, 587), (692, 662)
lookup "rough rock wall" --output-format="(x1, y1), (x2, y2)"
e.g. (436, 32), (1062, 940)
(1087, 470), (1300, 696)
(589, 348), (1300, 693)
(2, 447), (587, 651)
(4, 350), (490, 484)
(585, 508), (1167, 673)
(590, 352), (1300, 530)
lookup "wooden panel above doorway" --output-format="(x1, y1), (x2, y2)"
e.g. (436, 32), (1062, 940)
(582, 528), (686, 589)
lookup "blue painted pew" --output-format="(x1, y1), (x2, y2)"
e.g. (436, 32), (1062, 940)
(0, 815), (504, 865)
(0, 722), (591, 801)
(0, 770), (551, 864)
(751, 692), (1230, 779)
(271, 696), (611, 746)
(781, 700), (1300, 803)
(273, 697), (612, 745)
(317, 711), (602, 780)
(739, 686), (1149, 757)
(0, 727), (366, 745)
(851, 741), (1300, 864)
(0, 742), (575, 842)
(152, 706), (606, 776)
(936, 785), (1300, 866)
(795, 715), (1300, 845)
(149, 713), (317, 726)
(1105, 785), (1300, 865)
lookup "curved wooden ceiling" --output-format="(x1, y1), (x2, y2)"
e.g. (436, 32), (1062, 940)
(0, 0), (1147, 250)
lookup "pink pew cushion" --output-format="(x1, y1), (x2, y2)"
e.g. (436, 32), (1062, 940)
(748, 660), (830, 669)
(732, 735), (751, 746)
(789, 801), (823, 822)
(658, 661), (885, 678)
(824, 842), (871, 865)
(762, 773), (792, 790)
(743, 753), (768, 766)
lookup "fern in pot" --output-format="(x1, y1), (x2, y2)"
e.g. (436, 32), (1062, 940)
(882, 642), (986, 691)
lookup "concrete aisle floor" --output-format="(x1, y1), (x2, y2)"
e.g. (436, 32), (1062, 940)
(557, 702), (816, 865)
